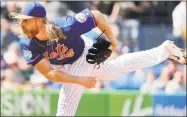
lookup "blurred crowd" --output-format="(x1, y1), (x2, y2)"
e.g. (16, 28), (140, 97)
(1, 1), (186, 95)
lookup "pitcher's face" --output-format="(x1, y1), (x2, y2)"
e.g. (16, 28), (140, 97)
(21, 18), (39, 38)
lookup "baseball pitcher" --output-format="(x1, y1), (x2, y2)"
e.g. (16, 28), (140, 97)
(10, 2), (186, 116)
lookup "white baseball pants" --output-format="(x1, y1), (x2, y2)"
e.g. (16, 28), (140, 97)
(56, 35), (169, 116)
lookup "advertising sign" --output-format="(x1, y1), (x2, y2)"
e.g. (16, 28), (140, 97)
(153, 93), (186, 116)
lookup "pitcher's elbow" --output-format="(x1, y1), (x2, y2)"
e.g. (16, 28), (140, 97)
(45, 70), (57, 81)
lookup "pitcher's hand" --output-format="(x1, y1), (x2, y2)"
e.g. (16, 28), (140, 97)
(76, 76), (97, 88)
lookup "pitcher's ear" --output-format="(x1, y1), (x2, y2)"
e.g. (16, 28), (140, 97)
(36, 18), (44, 26)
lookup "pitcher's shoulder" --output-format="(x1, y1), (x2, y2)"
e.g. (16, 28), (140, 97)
(53, 16), (75, 28)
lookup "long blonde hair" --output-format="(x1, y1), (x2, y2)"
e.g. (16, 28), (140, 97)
(10, 12), (65, 40)
(44, 18), (65, 40)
